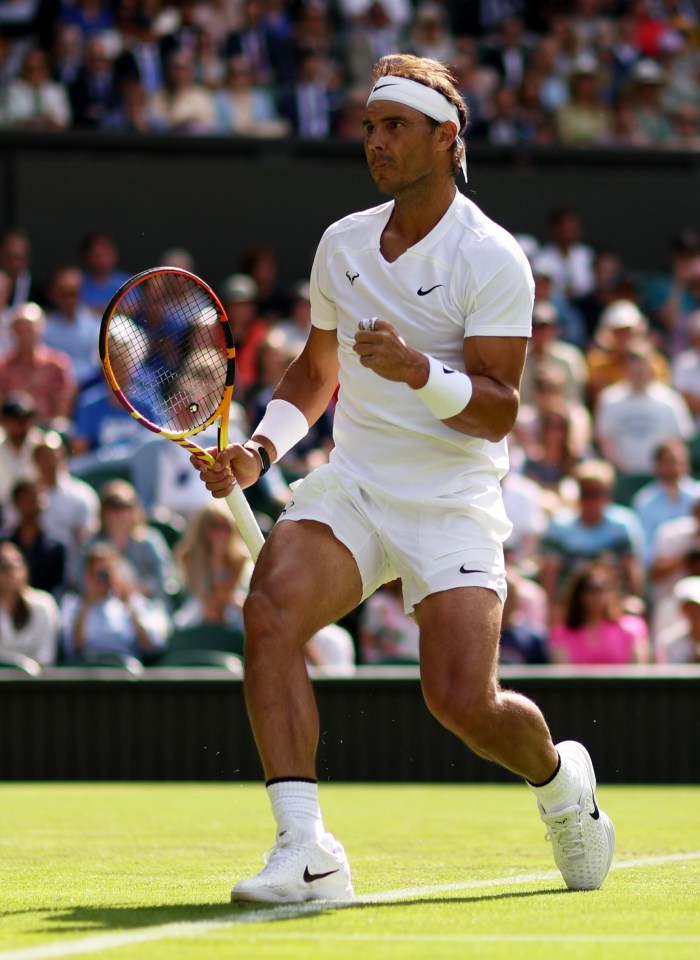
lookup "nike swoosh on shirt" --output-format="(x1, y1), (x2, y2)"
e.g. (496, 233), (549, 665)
(417, 284), (443, 296)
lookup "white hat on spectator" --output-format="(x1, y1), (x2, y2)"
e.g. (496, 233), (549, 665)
(599, 299), (646, 331)
(674, 577), (700, 606)
(631, 58), (665, 85)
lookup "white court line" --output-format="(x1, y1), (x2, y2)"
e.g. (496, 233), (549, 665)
(1, 852), (698, 960)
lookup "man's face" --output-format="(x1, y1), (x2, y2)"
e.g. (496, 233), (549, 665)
(363, 100), (449, 197)
(578, 483), (608, 523)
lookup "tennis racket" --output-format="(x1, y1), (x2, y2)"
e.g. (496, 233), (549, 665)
(99, 266), (265, 560)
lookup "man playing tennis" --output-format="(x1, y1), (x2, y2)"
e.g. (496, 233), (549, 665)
(194, 54), (615, 903)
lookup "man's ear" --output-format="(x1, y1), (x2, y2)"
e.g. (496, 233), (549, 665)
(436, 120), (457, 152)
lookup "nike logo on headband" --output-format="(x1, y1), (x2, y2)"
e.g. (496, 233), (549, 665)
(372, 82), (399, 92)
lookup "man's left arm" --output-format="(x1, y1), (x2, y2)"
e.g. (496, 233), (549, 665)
(354, 323), (527, 442)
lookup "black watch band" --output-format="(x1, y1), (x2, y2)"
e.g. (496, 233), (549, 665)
(245, 441), (271, 477)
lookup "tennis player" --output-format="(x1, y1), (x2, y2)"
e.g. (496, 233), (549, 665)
(194, 54), (615, 903)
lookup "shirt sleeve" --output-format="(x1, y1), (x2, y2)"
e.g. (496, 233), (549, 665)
(465, 240), (534, 339)
(309, 231), (338, 331)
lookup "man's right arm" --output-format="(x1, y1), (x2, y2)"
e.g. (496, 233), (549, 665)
(193, 326), (339, 495)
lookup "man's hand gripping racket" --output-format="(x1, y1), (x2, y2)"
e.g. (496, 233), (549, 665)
(99, 266), (265, 560)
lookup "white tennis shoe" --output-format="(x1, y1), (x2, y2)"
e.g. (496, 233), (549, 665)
(231, 829), (355, 904)
(537, 740), (615, 891)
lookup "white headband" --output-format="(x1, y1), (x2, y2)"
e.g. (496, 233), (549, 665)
(367, 76), (467, 183)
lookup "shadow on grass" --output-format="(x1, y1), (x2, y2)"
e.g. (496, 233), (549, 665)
(42, 886), (568, 934)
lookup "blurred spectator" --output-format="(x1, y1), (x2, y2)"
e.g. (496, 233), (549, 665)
(667, 100), (700, 149)
(43, 265), (101, 390)
(549, 561), (650, 665)
(501, 461), (548, 567)
(538, 459), (645, 612)
(406, 2), (457, 64)
(0, 392), (41, 523)
(0, 302), (77, 428)
(61, 541), (170, 663)
(343, 1), (406, 89)
(239, 245), (290, 320)
(32, 429), (100, 582)
(173, 499), (253, 628)
(571, 249), (627, 342)
(277, 279), (312, 352)
(218, 271), (267, 395)
(554, 56), (613, 145)
(78, 230), (130, 316)
(655, 576), (700, 663)
(0, 227), (45, 308)
(671, 309), (700, 428)
(333, 84), (368, 139)
(69, 317), (154, 461)
(530, 253), (586, 347)
(642, 228), (700, 344)
(51, 22), (85, 88)
(499, 571), (549, 665)
(648, 499), (700, 640)
(482, 14), (533, 90)
(539, 206), (595, 300)
(58, 0), (116, 42)
(523, 404), (579, 502)
(278, 47), (341, 139)
(68, 32), (122, 129)
(148, 48), (216, 133)
(358, 579), (419, 664)
(0, 540), (60, 666)
(224, 0), (294, 88)
(520, 299), (588, 406)
(101, 77), (151, 132)
(486, 84), (531, 146)
(450, 38), (499, 139)
(159, 0), (208, 66)
(586, 298), (670, 407)
(82, 480), (179, 606)
(114, 11), (166, 97)
(1, 47), (72, 130)
(595, 337), (694, 475)
(631, 437), (700, 568)
(627, 57), (673, 142)
(213, 54), (289, 136)
(527, 34), (569, 114)
(1, 478), (68, 599)
(516, 363), (592, 464)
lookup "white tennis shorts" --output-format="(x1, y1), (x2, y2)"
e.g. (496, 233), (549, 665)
(278, 463), (509, 614)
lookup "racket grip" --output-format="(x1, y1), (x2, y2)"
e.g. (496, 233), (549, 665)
(225, 483), (265, 561)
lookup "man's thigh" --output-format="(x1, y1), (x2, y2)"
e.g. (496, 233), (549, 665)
(249, 516), (365, 640)
(416, 585), (504, 696)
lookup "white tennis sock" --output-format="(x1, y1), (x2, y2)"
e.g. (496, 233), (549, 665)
(528, 752), (584, 813)
(267, 779), (325, 843)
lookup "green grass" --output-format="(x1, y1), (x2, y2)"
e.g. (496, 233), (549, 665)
(0, 783), (698, 959)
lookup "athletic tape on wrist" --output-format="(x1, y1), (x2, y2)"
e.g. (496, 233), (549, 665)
(414, 354), (473, 420)
(252, 398), (309, 462)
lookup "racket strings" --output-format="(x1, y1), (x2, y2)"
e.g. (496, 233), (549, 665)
(107, 273), (229, 434)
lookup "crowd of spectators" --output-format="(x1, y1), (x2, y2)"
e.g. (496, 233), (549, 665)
(0, 0), (699, 147)
(2, 205), (700, 672)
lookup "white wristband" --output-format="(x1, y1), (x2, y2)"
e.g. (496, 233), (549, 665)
(252, 399), (309, 462)
(414, 354), (473, 420)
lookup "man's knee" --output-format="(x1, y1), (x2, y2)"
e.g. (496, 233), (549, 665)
(422, 677), (499, 744)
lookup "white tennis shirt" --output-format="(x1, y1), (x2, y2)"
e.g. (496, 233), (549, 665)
(310, 191), (534, 501)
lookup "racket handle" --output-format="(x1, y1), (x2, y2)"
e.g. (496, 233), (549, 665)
(225, 483), (265, 561)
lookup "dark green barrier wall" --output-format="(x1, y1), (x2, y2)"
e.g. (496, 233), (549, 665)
(2, 667), (698, 783)
(2, 133), (699, 289)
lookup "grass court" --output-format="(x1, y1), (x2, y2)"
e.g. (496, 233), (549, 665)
(1, 782), (698, 959)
